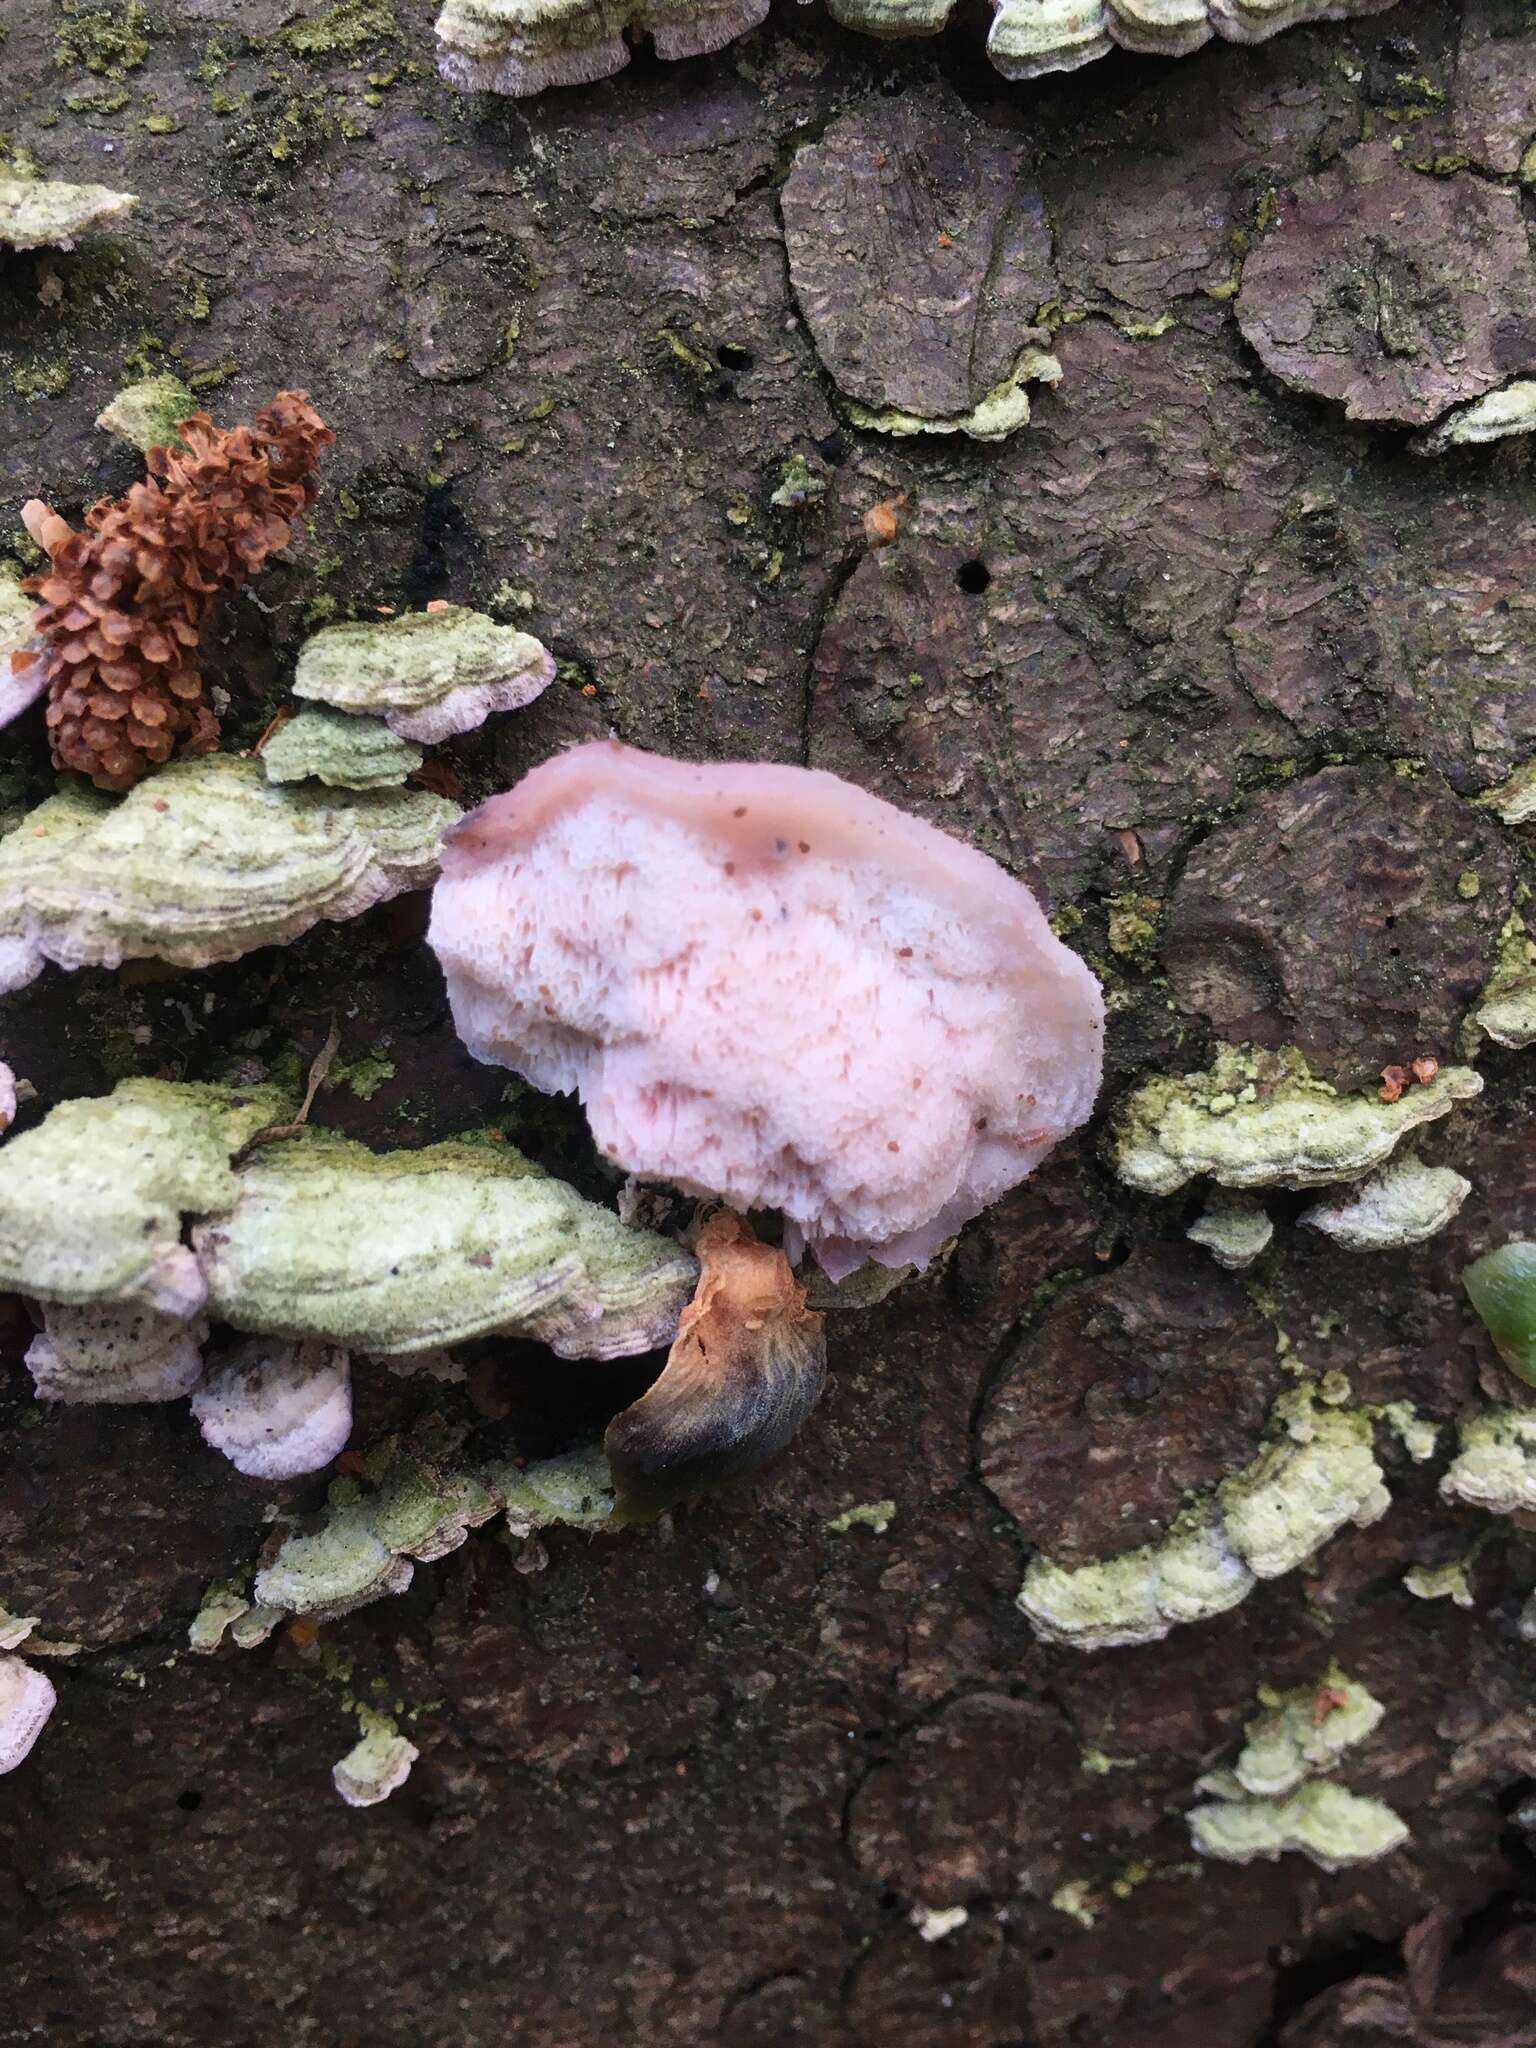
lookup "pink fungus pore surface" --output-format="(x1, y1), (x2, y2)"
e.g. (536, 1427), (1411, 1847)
(428, 742), (1104, 1279)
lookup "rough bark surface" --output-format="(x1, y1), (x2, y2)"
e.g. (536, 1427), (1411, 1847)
(1, 3), (1535, 2045)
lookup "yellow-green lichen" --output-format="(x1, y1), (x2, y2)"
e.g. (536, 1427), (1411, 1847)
(825, 1499), (896, 1535)
(279, 0), (401, 59)
(54, 1), (149, 78)
(845, 348), (1061, 444)
(1402, 1558), (1476, 1607)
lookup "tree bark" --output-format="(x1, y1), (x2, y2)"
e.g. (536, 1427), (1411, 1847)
(1, 1), (1534, 2042)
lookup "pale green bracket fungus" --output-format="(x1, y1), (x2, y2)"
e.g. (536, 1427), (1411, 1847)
(193, 1129), (698, 1361)
(1220, 1669), (1384, 1798)
(1402, 1558), (1477, 1607)
(1300, 1154), (1471, 1253)
(261, 708), (423, 792)
(1467, 913), (1536, 1051)
(1483, 766), (1536, 829)
(435, 0), (773, 97)
(28, 1302), (210, 1405)
(256, 1437), (615, 1621)
(1185, 1189), (1274, 1270)
(1189, 1781), (1409, 1872)
(187, 1581), (283, 1654)
(333, 1707), (419, 1809)
(434, 0), (1397, 94)
(0, 1079), (291, 1319)
(1019, 1386), (1390, 1649)
(293, 607), (555, 744)
(190, 1339), (353, 1480)
(1111, 1045), (1482, 1198)
(95, 375), (196, 455)
(0, 754), (460, 995)
(1440, 1406), (1536, 1515)
(844, 349), (1062, 446)
(0, 172), (136, 250)
(1418, 381), (1536, 453)
(0, 1078), (291, 1402)
(1463, 1241), (1536, 1387)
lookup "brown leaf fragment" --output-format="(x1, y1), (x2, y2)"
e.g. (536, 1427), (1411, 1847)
(604, 1209), (826, 1523)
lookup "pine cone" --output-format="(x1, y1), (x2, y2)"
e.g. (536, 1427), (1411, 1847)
(22, 391), (333, 792)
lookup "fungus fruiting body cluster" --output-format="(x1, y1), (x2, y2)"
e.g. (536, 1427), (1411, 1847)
(433, 0), (1398, 95)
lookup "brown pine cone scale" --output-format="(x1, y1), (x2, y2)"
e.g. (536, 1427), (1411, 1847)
(21, 390), (333, 792)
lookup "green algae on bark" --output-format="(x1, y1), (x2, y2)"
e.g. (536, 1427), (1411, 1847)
(95, 374), (195, 453)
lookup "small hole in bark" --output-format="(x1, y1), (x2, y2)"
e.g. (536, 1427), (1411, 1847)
(717, 343), (753, 371)
(176, 1789), (203, 1811)
(956, 560), (991, 595)
(815, 431), (849, 465)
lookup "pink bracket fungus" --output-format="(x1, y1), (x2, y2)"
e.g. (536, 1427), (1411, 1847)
(0, 1653), (56, 1776)
(428, 741), (1104, 1281)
